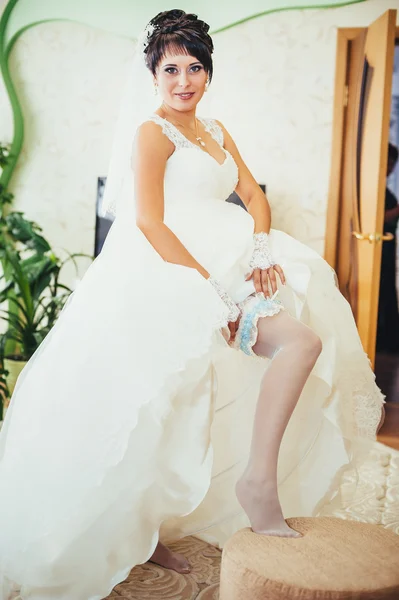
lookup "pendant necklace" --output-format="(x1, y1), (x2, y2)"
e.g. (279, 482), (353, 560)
(167, 116), (207, 149)
(194, 118), (206, 148)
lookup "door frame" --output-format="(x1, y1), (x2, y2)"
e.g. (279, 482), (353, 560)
(325, 24), (399, 265)
(324, 18), (397, 367)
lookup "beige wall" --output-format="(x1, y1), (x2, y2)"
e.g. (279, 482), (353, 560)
(0, 0), (398, 274)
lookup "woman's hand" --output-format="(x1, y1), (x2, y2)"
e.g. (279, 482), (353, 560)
(227, 314), (241, 345)
(245, 265), (286, 298)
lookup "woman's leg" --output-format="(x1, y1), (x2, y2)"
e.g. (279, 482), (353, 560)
(236, 309), (322, 537)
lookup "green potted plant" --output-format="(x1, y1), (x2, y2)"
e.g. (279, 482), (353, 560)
(0, 362), (10, 423)
(0, 140), (17, 415)
(0, 142), (91, 412)
(0, 241), (91, 399)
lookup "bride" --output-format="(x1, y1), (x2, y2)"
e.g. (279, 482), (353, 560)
(0, 8), (384, 600)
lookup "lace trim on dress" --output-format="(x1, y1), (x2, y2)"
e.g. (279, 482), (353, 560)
(336, 351), (385, 440)
(147, 114), (194, 150)
(147, 114), (225, 151)
(198, 117), (224, 146)
(322, 266), (385, 440)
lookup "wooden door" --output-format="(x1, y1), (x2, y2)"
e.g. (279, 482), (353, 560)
(325, 10), (396, 367)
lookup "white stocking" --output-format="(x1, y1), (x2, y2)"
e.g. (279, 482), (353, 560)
(236, 310), (322, 537)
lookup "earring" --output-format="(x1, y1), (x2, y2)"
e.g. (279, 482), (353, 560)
(154, 83), (158, 96)
(205, 80), (210, 92)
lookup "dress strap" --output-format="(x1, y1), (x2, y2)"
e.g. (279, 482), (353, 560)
(146, 114), (225, 150)
(198, 117), (224, 147)
(146, 114), (192, 150)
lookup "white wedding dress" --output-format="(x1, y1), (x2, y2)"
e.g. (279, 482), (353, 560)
(0, 115), (384, 600)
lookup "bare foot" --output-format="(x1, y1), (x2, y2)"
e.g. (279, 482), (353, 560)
(148, 541), (191, 574)
(236, 476), (302, 538)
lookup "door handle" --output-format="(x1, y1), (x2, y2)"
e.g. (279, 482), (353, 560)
(352, 231), (394, 243)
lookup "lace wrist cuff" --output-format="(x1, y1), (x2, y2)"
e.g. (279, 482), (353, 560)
(208, 277), (240, 323)
(249, 232), (275, 270)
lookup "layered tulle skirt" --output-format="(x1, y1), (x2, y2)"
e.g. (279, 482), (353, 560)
(0, 207), (384, 600)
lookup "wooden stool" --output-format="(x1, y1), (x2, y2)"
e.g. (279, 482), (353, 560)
(220, 517), (399, 599)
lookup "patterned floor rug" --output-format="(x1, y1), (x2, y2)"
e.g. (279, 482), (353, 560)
(107, 536), (221, 600)
(106, 442), (399, 599)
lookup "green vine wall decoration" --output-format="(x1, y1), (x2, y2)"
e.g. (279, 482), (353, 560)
(0, 0), (366, 197)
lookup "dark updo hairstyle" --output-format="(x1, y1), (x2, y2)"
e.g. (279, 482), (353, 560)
(143, 9), (214, 83)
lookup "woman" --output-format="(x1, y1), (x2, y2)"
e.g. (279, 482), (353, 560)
(0, 9), (384, 600)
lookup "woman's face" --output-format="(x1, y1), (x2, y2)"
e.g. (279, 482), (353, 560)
(154, 51), (208, 112)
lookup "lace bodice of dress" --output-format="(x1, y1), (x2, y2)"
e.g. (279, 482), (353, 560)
(148, 114), (224, 149)
(145, 114), (238, 202)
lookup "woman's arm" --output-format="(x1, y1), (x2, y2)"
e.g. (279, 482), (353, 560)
(216, 120), (285, 296)
(133, 121), (210, 279)
(133, 121), (240, 324)
(216, 120), (271, 234)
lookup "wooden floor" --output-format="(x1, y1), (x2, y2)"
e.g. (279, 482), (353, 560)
(375, 352), (399, 450)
